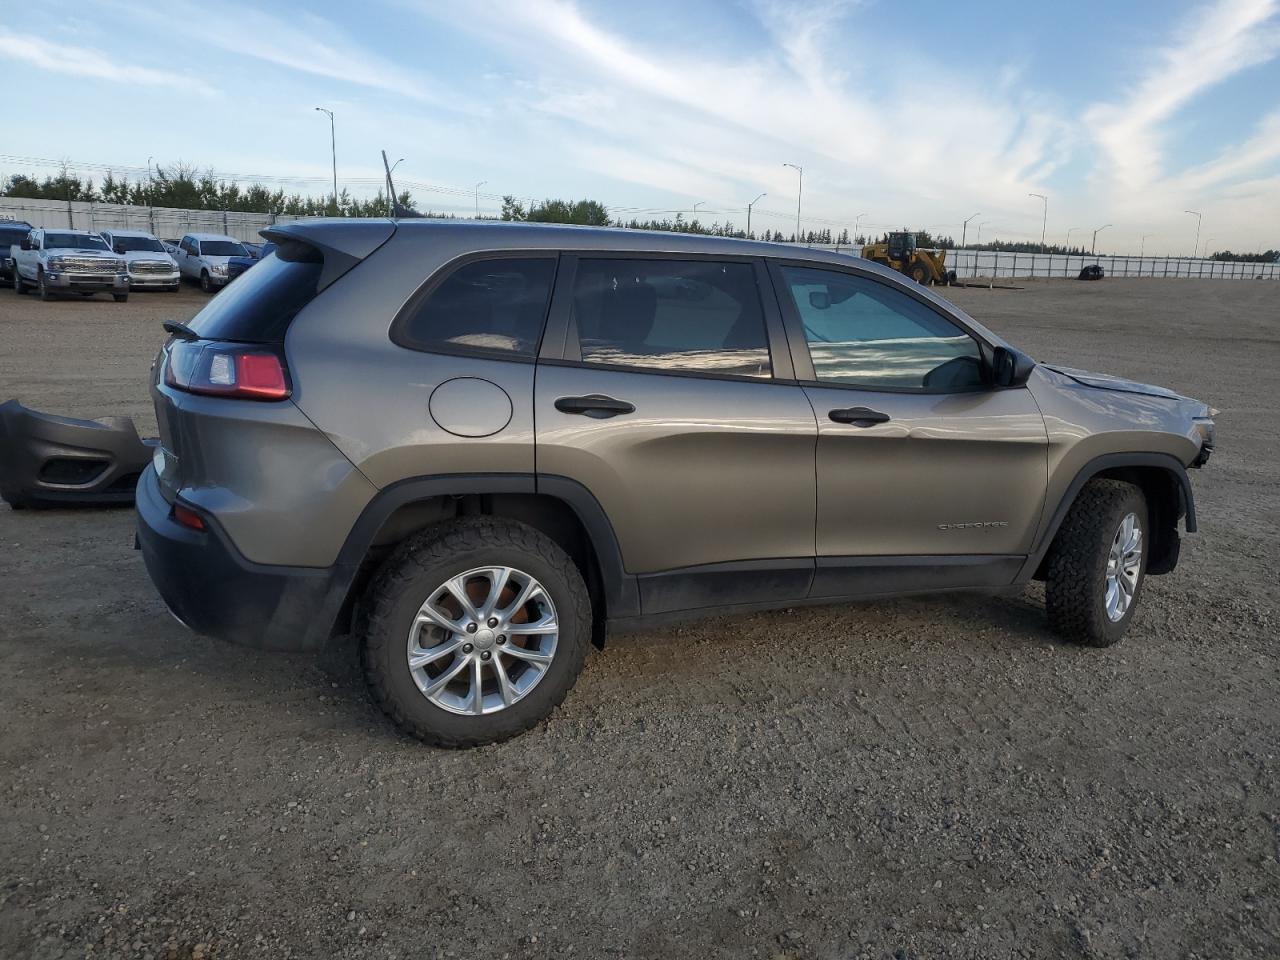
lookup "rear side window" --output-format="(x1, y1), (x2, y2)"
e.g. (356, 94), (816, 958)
(571, 259), (771, 379)
(186, 241), (322, 343)
(395, 257), (557, 358)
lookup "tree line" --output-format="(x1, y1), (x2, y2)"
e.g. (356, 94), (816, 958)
(5, 167), (1273, 260)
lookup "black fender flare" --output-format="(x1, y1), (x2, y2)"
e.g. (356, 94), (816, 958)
(1018, 452), (1195, 581)
(329, 472), (638, 624)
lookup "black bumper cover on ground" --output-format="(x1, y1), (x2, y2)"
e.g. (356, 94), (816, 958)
(0, 399), (157, 508)
(135, 466), (354, 651)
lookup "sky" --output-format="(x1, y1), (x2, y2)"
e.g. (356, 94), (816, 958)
(1, 0), (1278, 255)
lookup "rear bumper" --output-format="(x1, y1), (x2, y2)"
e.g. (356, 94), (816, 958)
(135, 466), (354, 652)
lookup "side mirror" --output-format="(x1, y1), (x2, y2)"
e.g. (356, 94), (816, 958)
(19, 238), (31, 250)
(991, 346), (1035, 387)
(808, 290), (831, 310)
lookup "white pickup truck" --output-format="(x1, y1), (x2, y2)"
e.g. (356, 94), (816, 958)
(167, 232), (250, 292)
(11, 228), (130, 302)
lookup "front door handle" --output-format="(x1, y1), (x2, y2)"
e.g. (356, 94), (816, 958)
(829, 406), (890, 426)
(554, 394), (636, 418)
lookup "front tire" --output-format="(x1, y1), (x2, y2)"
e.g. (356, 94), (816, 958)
(909, 261), (931, 284)
(38, 270), (52, 301)
(361, 517), (592, 748)
(200, 270), (212, 293)
(113, 293), (128, 303)
(1045, 479), (1148, 647)
(14, 271), (27, 294)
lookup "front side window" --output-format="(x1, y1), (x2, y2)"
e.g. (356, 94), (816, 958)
(780, 266), (984, 391)
(572, 259), (771, 378)
(397, 257), (557, 358)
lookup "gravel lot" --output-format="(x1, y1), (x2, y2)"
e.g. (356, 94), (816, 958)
(1, 278), (1277, 959)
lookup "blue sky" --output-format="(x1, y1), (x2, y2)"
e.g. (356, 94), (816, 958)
(1, 0), (1278, 254)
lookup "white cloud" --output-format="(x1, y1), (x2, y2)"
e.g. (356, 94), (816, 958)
(1085, 0), (1280, 191)
(0, 28), (217, 95)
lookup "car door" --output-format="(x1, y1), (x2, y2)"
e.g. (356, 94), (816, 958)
(534, 254), (818, 615)
(768, 261), (1048, 597)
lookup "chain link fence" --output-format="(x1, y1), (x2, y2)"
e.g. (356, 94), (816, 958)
(944, 248), (1278, 282)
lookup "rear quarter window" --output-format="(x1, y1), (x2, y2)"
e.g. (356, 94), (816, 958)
(186, 240), (322, 343)
(393, 256), (557, 359)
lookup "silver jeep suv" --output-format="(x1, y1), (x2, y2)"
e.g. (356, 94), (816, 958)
(136, 220), (1215, 747)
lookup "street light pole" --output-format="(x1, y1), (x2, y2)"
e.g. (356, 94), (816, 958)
(692, 201), (705, 220)
(976, 221), (990, 245)
(746, 193), (766, 237)
(1184, 209), (1202, 258)
(314, 107), (337, 211)
(961, 212), (981, 249)
(1029, 193), (1047, 247)
(853, 212), (866, 244)
(1092, 223), (1111, 255)
(783, 163), (803, 242)
(1140, 233), (1151, 257)
(474, 181), (487, 218)
(1065, 227), (1080, 250)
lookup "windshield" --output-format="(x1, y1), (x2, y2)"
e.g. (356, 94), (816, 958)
(199, 240), (248, 257)
(45, 233), (110, 251)
(111, 236), (165, 253)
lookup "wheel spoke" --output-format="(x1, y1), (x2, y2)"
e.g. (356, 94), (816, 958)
(443, 576), (482, 622)
(479, 566), (514, 618)
(506, 615), (558, 636)
(414, 605), (463, 635)
(408, 637), (464, 670)
(493, 656), (516, 707)
(424, 653), (472, 695)
(503, 576), (540, 617)
(470, 657), (485, 714)
(500, 643), (553, 665)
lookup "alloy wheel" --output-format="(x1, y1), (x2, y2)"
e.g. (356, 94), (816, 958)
(1104, 511), (1142, 622)
(406, 565), (559, 716)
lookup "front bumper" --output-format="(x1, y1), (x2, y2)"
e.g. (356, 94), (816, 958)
(0, 400), (155, 508)
(44, 272), (129, 292)
(129, 272), (180, 288)
(135, 466), (353, 652)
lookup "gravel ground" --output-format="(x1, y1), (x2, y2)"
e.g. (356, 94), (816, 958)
(1, 278), (1277, 960)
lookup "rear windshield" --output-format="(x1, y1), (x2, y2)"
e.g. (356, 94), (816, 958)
(199, 240), (248, 257)
(45, 233), (110, 251)
(186, 241), (322, 343)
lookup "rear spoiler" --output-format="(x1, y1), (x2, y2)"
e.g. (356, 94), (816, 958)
(260, 219), (397, 291)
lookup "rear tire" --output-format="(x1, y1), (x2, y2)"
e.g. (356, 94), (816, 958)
(361, 517), (592, 748)
(1045, 479), (1148, 647)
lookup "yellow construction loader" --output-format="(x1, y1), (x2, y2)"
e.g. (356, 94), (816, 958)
(861, 231), (956, 285)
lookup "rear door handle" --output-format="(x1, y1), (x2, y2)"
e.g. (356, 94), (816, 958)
(554, 394), (636, 418)
(829, 406), (890, 426)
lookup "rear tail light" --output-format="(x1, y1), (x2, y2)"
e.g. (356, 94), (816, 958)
(164, 340), (290, 400)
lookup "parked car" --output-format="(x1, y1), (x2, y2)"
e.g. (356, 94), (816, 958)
(11, 228), (129, 301)
(136, 221), (1215, 748)
(226, 239), (277, 281)
(0, 219), (34, 283)
(99, 229), (181, 291)
(170, 232), (251, 292)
